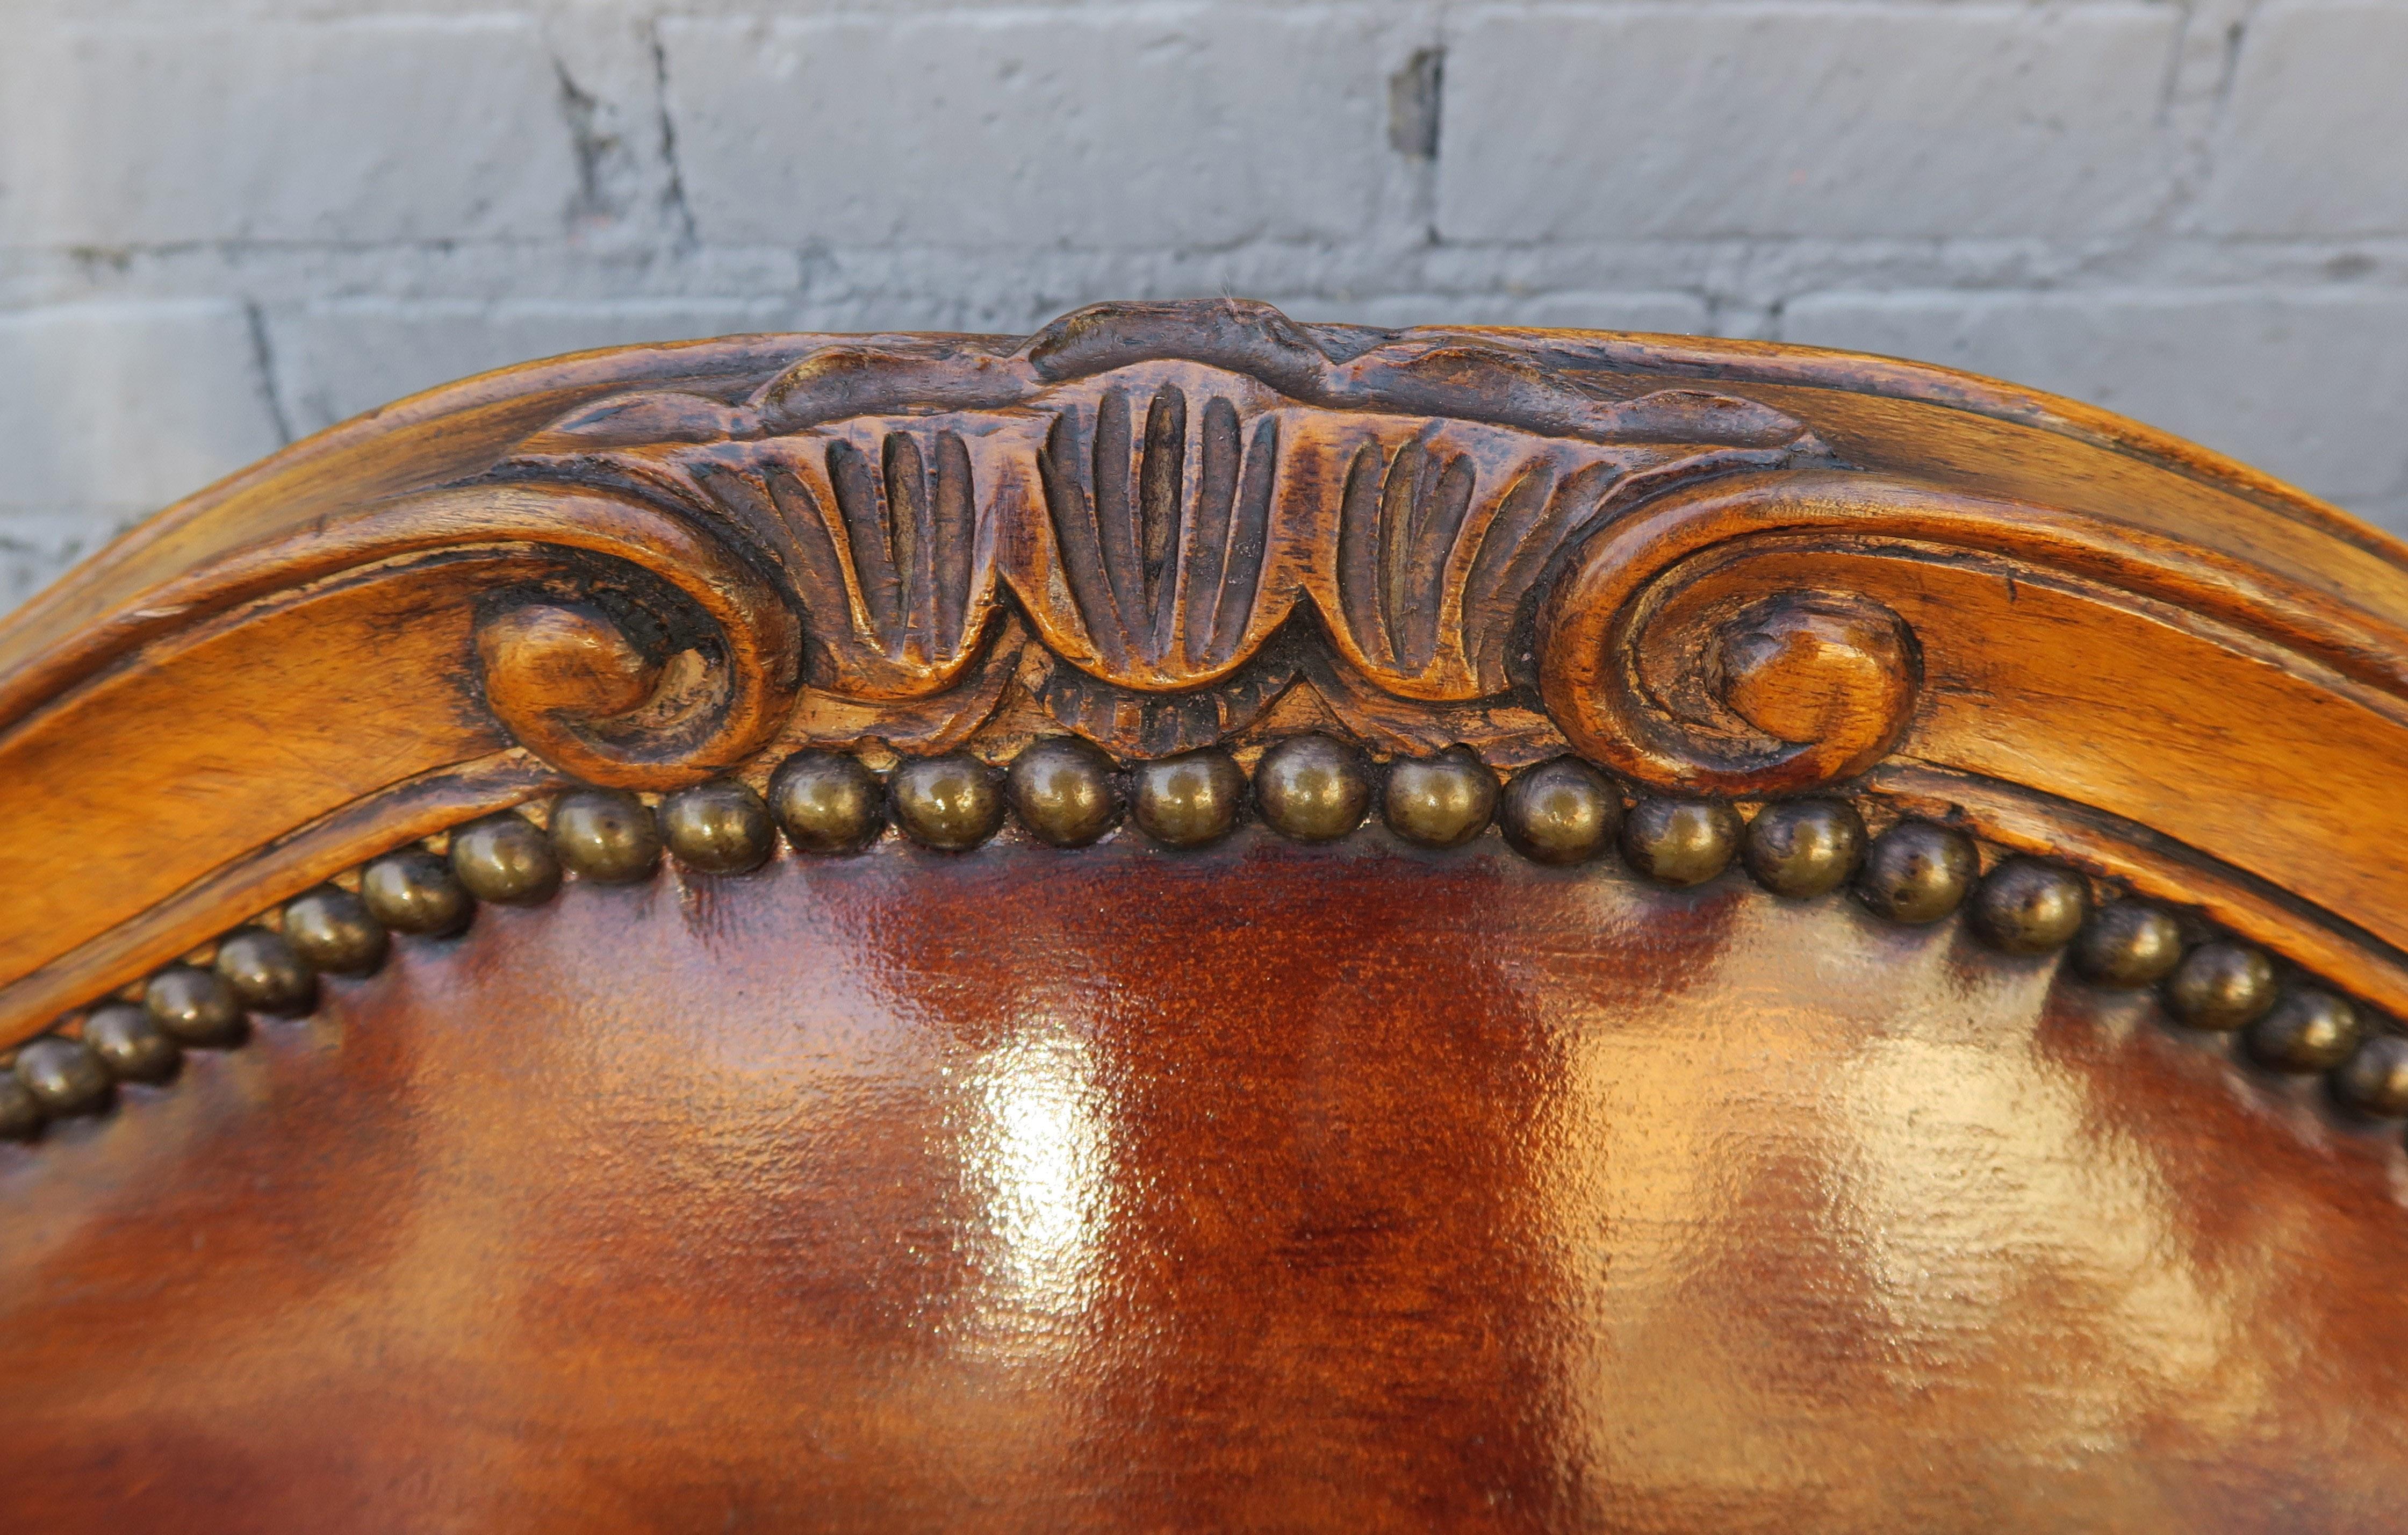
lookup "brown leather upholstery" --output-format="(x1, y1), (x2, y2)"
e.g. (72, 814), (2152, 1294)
(4, 301), (2406, 1531)
(15, 834), (2405, 1531)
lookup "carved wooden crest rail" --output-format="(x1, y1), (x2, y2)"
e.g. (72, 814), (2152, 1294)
(10, 299), (2408, 1529)
(4, 297), (2408, 1123)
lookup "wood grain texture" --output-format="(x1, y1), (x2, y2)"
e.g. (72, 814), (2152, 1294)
(5, 835), (2404, 1533)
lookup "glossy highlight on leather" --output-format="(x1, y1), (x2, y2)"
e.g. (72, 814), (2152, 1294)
(4, 830), (2405, 1532)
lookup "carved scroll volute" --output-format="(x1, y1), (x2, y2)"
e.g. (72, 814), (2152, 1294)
(1711, 594), (1920, 760)
(440, 484), (803, 789)
(478, 604), (663, 726)
(475, 602), (747, 788)
(1539, 476), (1925, 796)
(0, 474), (805, 795)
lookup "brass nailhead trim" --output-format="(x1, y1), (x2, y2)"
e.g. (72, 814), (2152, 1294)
(3, 738), (2399, 1160)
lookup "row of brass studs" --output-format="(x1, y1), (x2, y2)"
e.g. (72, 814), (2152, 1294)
(5, 736), (2405, 1145)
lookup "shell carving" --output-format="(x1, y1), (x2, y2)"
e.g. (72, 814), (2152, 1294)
(818, 427), (979, 669)
(1320, 421), (1626, 702)
(506, 299), (1840, 769)
(1033, 382), (1281, 686)
(1336, 431), (1479, 680)
(645, 415), (1026, 699)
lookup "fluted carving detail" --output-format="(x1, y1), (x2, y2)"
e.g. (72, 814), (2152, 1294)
(1036, 383), (1281, 683)
(501, 302), (1841, 768)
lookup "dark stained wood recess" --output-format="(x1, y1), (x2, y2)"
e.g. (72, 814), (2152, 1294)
(6, 298), (2408, 1531)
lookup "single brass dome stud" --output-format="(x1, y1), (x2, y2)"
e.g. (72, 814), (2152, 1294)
(215, 928), (317, 1015)
(450, 813), (562, 905)
(82, 1003), (181, 1084)
(1005, 738), (1122, 849)
(1741, 799), (1865, 898)
(1254, 735), (1372, 843)
(550, 790), (663, 882)
(362, 849), (473, 936)
(1968, 859), (2090, 956)
(1131, 751), (1247, 849)
(2072, 901), (2184, 988)
(145, 965), (247, 1048)
(2163, 941), (2278, 1032)
(13, 1037), (112, 1117)
(660, 779), (778, 873)
(2244, 988), (2363, 1073)
(1621, 797), (1743, 888)
(771, 751), (887, 853)
(283, 886), (389, 976)
(1383, 749), (1498, 849)
(2334, 1034), (2408, 1117)
(0, 1073), (43, 1141)
(890, 754), (1008, 851)
(1855, 821), (1978, 924)
(1499, 758), (1620, 867)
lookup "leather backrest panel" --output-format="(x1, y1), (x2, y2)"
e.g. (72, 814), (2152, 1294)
(4, 832), (2403, 1532)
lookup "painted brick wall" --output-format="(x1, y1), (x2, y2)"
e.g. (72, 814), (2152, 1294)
(4, 0), (2403, 606)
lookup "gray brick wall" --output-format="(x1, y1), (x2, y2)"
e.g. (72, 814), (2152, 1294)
(3, 0), (2403, 607)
